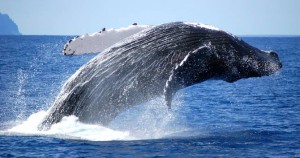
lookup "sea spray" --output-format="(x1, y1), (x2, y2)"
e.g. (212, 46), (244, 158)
(6, 111), (132, 141)
(15, 69), (28, 121)
(110, 96), (189, 139)
(4, 96), (189, 141)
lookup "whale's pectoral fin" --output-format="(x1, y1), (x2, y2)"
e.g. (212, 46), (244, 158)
(163, 68), (184, 109)
(163, 45), (214, 109)
(63, 24), (151, 56)
(164, 66), (187, 109)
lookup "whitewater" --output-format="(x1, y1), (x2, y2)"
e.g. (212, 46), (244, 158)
(2, 96), (189, 141)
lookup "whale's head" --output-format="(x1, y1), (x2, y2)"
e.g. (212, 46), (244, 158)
(216, 38), (282, 83)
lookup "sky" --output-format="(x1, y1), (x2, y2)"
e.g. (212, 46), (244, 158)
(0, 0), (299, 35)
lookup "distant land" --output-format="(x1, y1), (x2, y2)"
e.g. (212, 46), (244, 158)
(0, 13), (21, 35)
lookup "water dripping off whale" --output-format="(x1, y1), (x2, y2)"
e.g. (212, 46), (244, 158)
(39, 22), (282, 130)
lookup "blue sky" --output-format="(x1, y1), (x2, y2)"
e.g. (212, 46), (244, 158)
(0, 0), (299, 35)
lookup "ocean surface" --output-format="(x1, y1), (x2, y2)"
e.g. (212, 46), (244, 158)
(0, 35), (299, 157)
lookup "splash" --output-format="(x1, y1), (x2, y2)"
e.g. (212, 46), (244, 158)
(2, 97), (188, 141)
(15, 69), (28, 121)
(5, 111), (132, 141)
(110, 98), (188, 139)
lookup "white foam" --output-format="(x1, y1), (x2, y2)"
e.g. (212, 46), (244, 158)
(2, 98), (188, 141)
(5, 111), (132, 141)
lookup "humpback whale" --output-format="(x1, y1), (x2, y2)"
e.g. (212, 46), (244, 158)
(39, 22), (282, 130)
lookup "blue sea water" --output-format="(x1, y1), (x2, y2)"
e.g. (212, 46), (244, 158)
(0, 35), (299, 157)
